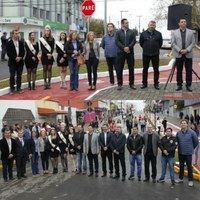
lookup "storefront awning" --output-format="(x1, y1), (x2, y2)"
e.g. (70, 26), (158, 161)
(38, 107), (67, 115)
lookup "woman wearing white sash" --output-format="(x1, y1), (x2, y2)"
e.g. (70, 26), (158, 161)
(40, 25), (55, 89)
(47, 128), (60, 174)
(68, 126), (77, 172)
(56, 32), (68, 89)
(24, 32), (39, 90)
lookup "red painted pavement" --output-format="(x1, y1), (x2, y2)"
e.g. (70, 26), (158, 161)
(0, 62), (199, 100)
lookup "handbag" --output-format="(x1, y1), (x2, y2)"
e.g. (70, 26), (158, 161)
(77, 54), (85, 65)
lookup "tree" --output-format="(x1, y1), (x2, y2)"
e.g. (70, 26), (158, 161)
(89, 18), (104, 37)
(153, 0), (200, 29)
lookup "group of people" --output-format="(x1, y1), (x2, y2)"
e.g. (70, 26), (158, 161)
(1, 16), (195, 94)
(0, 118), (199, 188)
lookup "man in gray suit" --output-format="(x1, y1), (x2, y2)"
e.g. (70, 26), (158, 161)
(171, 18), (195, 92)
(83, 125), (100, 177)
(143, 124), (161, 183)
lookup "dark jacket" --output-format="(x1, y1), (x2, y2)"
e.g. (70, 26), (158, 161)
(115, 28), (136, 53)
(110, 132), (126, 153)
(65, 40), (83, 60)
(143, 132), (161, 156)
(73, 131), (86, 152)
(127, 134), (143, 154)
(98, 131), (113, 151)
(160, 135), (177, 157)
(139, 29), (163, 56)
(0, 138), (17, 161)
(176, 128), (199, 155)
(15, 137), (29, 158)
(6, 39), (25, 67)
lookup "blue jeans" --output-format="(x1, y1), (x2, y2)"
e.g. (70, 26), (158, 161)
(77, 152), (87, 172)
(68, 59), (79, 90)
(129, 153), (142, 177)
(31, 152), (39, 174)
(160, 156), (175, 181)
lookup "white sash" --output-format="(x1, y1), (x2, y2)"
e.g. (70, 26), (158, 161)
(58, 131), (67, 145)
(25, 40), (36, 55)
(39, 37), (51, 52)
(48, 135), (60, 152)
(56, 41), (65, 53)
(69, 134), (74, 146)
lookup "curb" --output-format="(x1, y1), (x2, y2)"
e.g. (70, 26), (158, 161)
(0, 58), (175, 96)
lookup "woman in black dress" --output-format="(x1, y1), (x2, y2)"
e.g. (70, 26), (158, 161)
(40, 25), (55, 89)
(68, 126), (77, 172)
(25, 32), (39, 90)
(58, 125), (69, 172)
(48, 128), (60, 174)
(56, 32), (68, 89)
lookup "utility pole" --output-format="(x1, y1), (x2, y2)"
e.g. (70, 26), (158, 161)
(120, 10), (128, 21)
(104, 0), (107, 35)
(137, 15), (142, 35)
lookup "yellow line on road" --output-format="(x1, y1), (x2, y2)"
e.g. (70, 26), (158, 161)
(41, 96), (51, 100)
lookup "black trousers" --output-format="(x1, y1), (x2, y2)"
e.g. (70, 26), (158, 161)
(144, 153), (157, 179)
(142, 54), (159, 85)
(178, 154), (193, 181)
(114, 153), (126, 177)
(101, 149), (113, 174)
(9, 65), (24, 91)
(40, 150), (49, 171)
(176, 56), (192, 87)
(1, 45), (7, 59)
(116, 52), (134, 86)
(87, 152), (99, 174)
(106, 57), (117, 84)
(86, 57), (99, 86)
(16, 155), (26, 177)
(2, 158), (14, 180)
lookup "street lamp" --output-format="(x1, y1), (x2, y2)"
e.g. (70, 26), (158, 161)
(137, 15), (142, 35)
(120, 10), (128, 20)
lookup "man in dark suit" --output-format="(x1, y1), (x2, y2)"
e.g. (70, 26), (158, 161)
(171, 18), (195, 92)
(15, 129), (29, 179)
(6, 30), (25, 94)
(110, 124), (126, 181)
(143, 124), (161, 183)
(0, 128), (17, 181)
(98, 123), (113, 177)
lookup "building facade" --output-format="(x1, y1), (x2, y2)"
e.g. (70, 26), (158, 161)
(0, 0), (86, 44)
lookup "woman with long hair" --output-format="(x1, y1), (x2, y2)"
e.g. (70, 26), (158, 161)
(25, 32), (39, 90)
(40, 25), (55, 89)
(56, 32), (68, 89)
(57, 124), (69, 172)
(68, 126), (77, 172)
(84, 32), (100, 90)
(48, 128), (60, 174)
(38, 130), (49, 174)
(66, 31), (83, 91)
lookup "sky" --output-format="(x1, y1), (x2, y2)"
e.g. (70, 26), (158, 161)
(92, 0), (157, 30)
(126, 100), (145, 111)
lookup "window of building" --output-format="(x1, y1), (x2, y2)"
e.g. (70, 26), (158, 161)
(46, 10), (51, 20)
(40, 9), (45, 19)
(33, 7), (38, 18)
(57, 13), (61, 22)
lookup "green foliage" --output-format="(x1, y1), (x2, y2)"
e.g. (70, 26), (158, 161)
(176, 100), (185, 110)
(89, 18), (104, 37)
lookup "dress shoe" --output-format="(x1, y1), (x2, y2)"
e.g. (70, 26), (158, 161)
(154, 84), (160, 90)
(101, 173), (107, 177)
(140, 84), (147, 89)
(186, 86), (192, 92)
(176, 86), (182, 91)
(130, 84), (136, 90)
(112, 175), (120, 179)
(21, 175), (27, 178)
(95, 173), (98, 177)
(9, 177), (15, 180)
(122, 176), (125, 181)
(17, 176), (22, 180)
(143, 178), (149, 182)
(109, 173), (113, 178)
(88, 173), (93, 177)
(152, 179), (156, 183)
(117, 85), (122, 91)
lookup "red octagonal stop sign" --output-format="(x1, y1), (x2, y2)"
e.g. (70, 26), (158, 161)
(81, 0), (96, 17)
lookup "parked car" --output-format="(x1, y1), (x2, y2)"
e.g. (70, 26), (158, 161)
(161, 38), (172, 49)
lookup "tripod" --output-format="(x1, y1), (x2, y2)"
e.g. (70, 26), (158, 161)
(164, 59), (200, 90)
